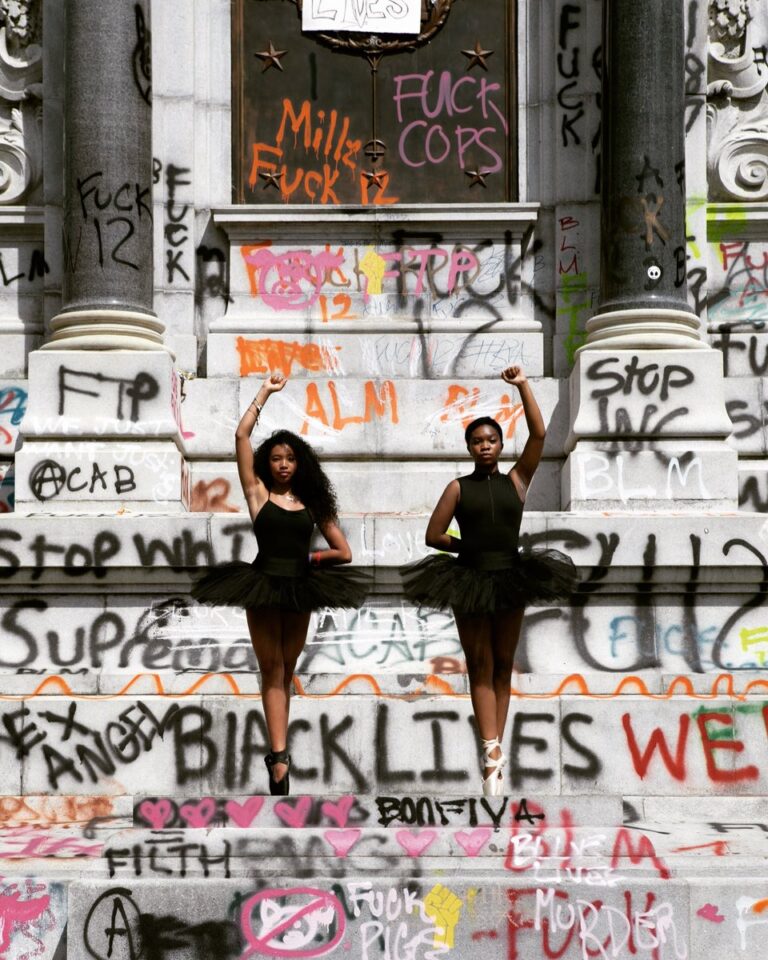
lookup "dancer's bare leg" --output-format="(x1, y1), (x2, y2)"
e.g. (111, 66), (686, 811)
(491, 606), (524, 740)
(454, 610), (501, 779)
(281, 610), (311, 723)
(247, 606), (290, 782)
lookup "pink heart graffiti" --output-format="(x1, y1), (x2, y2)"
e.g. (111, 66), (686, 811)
(321, 796), (356, 828)
(225, 797), (265, 828)
(275, 796), (312, 828)
(179, 798), (218, 829)
(395, 829), (438, 857)
(324, 829), (361, 858)
(137, 799), (174, 829)
(454, 827), (492, 857)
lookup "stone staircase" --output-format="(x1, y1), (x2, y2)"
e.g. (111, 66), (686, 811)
(0, 657), (765, 957)
(0, 470), (767, 957)
(0, 794), (766, 957)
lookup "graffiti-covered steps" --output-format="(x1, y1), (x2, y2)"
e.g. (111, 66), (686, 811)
(1, 511), (768, 675)
(0, 794), (764, 881)
(0, 694), (767, 797)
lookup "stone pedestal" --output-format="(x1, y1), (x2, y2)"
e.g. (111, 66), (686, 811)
(563, 349), (736, 511)
(20, 2), (187, 513)
(14, 440), (188, 514)
(17, 351), (186, 512)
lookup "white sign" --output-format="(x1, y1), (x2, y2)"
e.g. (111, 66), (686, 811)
(302, 0), (422, 35)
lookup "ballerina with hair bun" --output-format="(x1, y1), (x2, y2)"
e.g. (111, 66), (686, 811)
(192, 373), (367, 795)
(402, 366), (577, 796)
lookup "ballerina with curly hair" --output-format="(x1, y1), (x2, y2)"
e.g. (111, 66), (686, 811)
(402, 366), (577, 796)
(192, 373), (366, 794)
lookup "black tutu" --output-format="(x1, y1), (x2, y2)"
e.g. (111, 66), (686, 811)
(401, 548), (578, 614)
(191, 560), (369, 612)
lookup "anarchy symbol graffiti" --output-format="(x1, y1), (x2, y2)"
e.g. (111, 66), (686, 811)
(29, 460), (66, 502)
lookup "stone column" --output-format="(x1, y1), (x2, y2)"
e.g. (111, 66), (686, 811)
(562, 0), (736, 511)
(16, 1), (188, 514)
(42, 0), (164, 350)
(588, 0), (703, 349)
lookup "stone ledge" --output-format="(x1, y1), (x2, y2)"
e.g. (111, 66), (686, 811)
(212, 202), (540, 238)
(0, 205), (45, 239)
(0, 672), (764, 700)
(708, 201), (768, 242)
(188, 459), (565, 513)
(1, 512), (768, 575)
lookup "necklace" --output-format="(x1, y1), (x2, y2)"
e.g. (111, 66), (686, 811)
(278, 491), (299, 503)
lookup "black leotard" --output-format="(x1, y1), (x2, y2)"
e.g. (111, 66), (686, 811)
(455, 471), (522, 570)
(253, 499), (314, 576)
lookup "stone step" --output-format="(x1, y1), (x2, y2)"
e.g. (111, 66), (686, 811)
(9, 369), (768, 510)
(50, 876), (755, 960)
(189, 458), (564, 513)
(8, 581), (768, 676)
(4, 793), (764, 843)
(131, 793), (617, 830)
(0, 860), (757, 885)
(628, 793), (768, 824)
(2, 822), (762, 868)
(181, 375), (566, 459)
(4, 856), (768, 880)
(12, 792), (764, 834)
(3, 694), (768, 797)
(192, 455), (768, 515)
(2, 580), (768, 675)
(7, 670), (768, 697)
(206, 326), (544, 380)
(4, 511), (768, 574)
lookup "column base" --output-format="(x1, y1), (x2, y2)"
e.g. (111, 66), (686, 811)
(580, 308), (708, 352)
(41, 309), (171, 354)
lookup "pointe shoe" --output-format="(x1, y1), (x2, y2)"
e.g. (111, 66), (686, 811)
(265, 749), (291, 796)
(481, 737), (506, 796)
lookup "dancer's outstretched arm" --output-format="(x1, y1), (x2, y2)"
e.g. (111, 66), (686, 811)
(502, 365), (544, 499)
(235, 372), (287, 520)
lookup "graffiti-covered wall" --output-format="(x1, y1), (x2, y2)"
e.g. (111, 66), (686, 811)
(0, 1), (764, 957)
